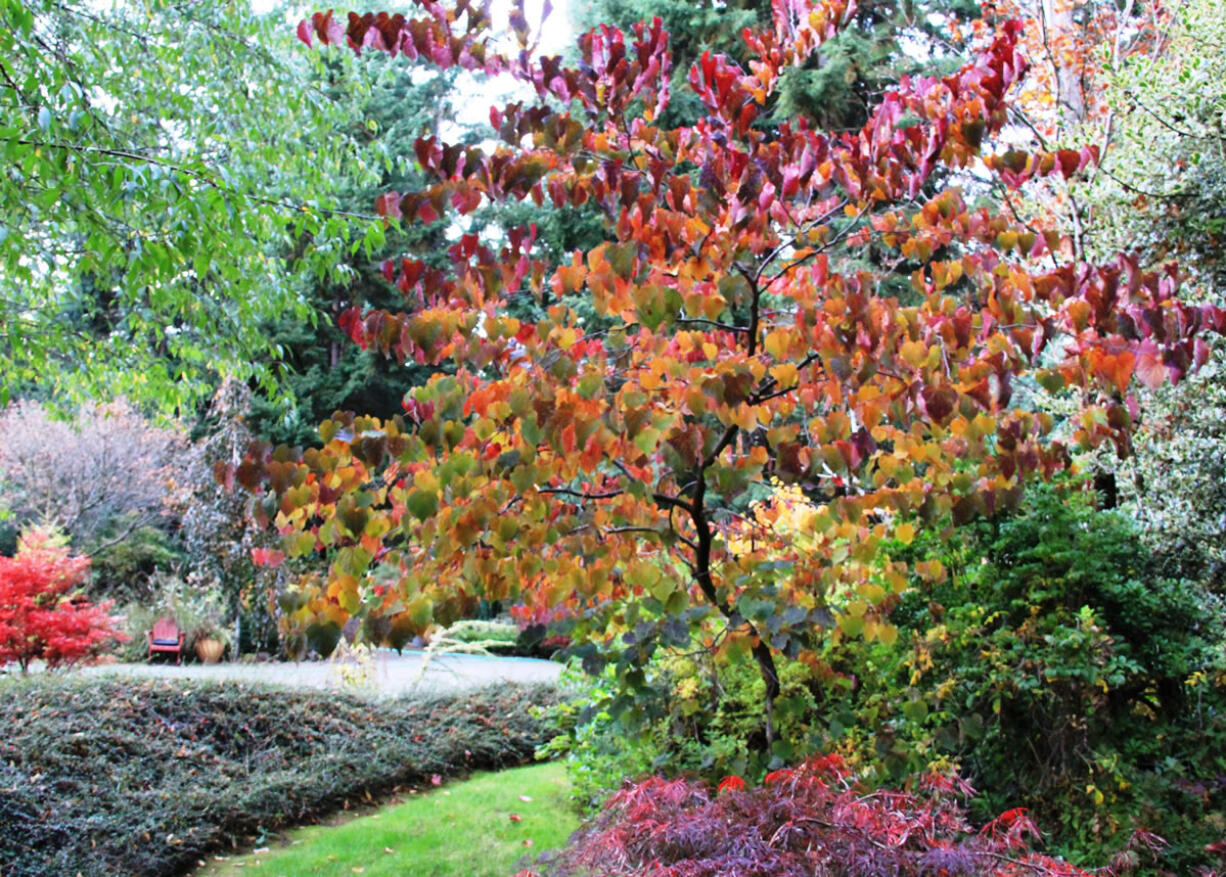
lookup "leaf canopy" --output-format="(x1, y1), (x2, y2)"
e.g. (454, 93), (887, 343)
(240, 0), (1224, 712)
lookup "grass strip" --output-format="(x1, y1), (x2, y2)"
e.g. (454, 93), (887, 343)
(196, 761), (578, 877)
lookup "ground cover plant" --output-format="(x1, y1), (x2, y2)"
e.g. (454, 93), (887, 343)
(0, 677), (560, 877)
(199, 761), (579, 877)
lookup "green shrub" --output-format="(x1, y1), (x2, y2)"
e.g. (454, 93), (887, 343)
(88, 525), (182, 603)
(0, 677), (562, 877)
(539, 666), (660, 812)
(542, 652), (834, 811)
(440, 618), (520, 648)
(831, 481), (1226, 871)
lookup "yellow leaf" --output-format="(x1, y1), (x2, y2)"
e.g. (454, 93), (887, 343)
(770, 363), (798, 385)
(763, 330), (788, 360)
(896, 522), (915, 545)
(900, 340), (928, 368)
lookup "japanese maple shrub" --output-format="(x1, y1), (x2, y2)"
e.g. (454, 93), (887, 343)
(0, 528), (125, 672)
(522, 755), (1167, 877)
(238, 0), (1225, 743)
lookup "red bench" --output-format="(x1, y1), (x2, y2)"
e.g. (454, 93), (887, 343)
(147, 617), (184, 664)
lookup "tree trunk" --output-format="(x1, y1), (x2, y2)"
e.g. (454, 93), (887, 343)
(689, 484), (781, 746)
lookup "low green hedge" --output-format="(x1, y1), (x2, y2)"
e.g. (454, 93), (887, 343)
(0, 677), (561, 877)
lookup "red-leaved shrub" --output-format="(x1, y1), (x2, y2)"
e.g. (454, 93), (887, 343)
(524, 754), (1166, 877)
(0, 529), (126, 672)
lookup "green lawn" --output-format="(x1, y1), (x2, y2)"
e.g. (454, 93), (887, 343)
(196, 762), (579, 877)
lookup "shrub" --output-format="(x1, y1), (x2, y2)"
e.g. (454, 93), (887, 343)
(86, 525), (182, 603)
(540, 666), (663, 813)
(829, 480), (1226, 871)
(543, 654), (831, 811)
(546, 481), (1226, 872)
(441, 618), (521, 648)
(0, 528), (126, 671)
(0, 400), (187, 598)
(529, 755), (1164, 877)
(0, 677), (563, 877)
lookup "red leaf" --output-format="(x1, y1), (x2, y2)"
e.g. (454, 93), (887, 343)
(920, 386), (958, 425)
(1135, 349), (1166, 390)
(251, 548), (285, 568)
(450, 185), (482, 215)
(374, 191), (402, 219)
(338, 307), (365, 347)
(1055, 149), (1080, 179)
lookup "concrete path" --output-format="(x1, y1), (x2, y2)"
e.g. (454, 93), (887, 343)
(79, 649), (562, 698)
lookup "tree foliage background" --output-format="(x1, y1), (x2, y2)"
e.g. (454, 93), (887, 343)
(0, 0), (386, 409)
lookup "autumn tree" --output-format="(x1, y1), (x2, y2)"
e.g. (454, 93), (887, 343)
(0, 400), (187, 598)
(0, 528), (125, 672)
(239, 0), (1224, 737)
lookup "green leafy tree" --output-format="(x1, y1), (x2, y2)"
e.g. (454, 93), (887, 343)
(0, 0), (382, 409)
(243, 54), (455, 446)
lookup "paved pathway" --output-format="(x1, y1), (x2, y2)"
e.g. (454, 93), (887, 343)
(79, 649), (562, 698)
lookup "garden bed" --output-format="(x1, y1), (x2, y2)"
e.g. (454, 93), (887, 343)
(0, 676), (561, 877)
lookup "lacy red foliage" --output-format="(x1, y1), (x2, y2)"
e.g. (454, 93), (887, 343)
(0, 530), (125, 672)
(528, 755), (1154, 877)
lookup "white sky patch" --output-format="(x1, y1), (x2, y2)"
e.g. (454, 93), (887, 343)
(455, 0), (575, 131)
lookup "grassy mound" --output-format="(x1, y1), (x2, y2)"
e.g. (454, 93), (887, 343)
(0, 676), (561, 877)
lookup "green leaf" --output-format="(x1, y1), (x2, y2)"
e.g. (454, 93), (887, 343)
(304, 621), (342, 658)
(406, 489), (439, 521)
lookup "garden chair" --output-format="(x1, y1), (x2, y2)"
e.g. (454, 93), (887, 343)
(147, 617), (184, 664)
